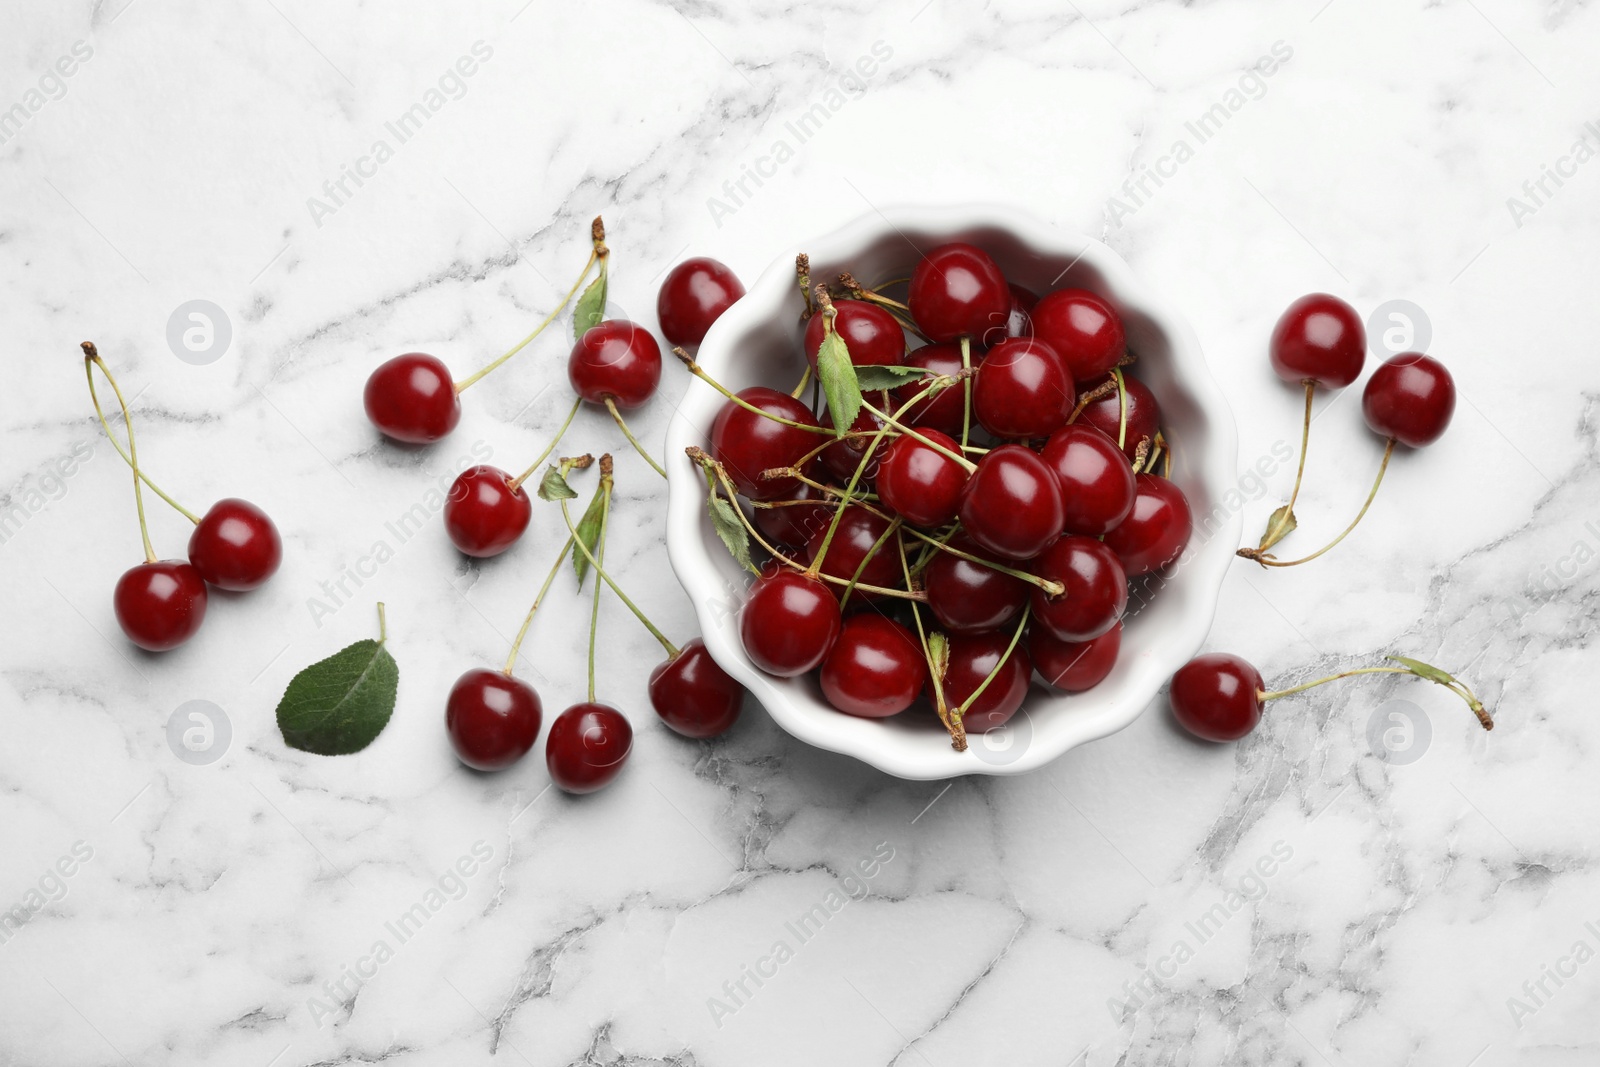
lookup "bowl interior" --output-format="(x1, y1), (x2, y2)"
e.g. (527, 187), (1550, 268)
(665, 207), (1238, 778)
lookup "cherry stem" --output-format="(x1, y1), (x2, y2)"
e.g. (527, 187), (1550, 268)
(584, 457), (615, 702)
(796, 253), (814, 317)
(1247, 438), (1396, 568)
(859, 399), (977, 473)
(558, 476), (678, 659)
(1114, 367), (1129, 450)
(509, 396), (583, 489)
(790, 365), (812, 399)
(954, 602), (1031, 718)
(897, 535), (963, 751)
(1258, 659), (1492, 731)
(503, 533), (576, 674)
(1260, 380), (1316, 550)
(83, 357), (201, 525)
(686, 448), (925, 601)
(604, 397), (667, 479)
(82, 345), (156, 562)
(376, 602), (387, 643)
(959, 335), (973, 450)
(454, 221), (603, 393)
(1066, 377), (1118, 425)
(672, 348), (833, 435)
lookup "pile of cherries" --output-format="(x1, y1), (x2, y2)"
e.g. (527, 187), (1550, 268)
(84, 343), (283, 652)
(692, 242), (1194, 750)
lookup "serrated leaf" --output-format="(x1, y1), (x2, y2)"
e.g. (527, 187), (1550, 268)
(1257, 505), (1298, 552)
(927, 632), (950, 683)
(853, 364), (933, 391)
(276, 636), (398, 756)
(573, 270), (608, 342)
(708, 495), (755, 573)
(572, 483), (607, 588)
(816, 330), (862, 434)
(538, 465), (578, 501)
(1388, 656), (1458, 688)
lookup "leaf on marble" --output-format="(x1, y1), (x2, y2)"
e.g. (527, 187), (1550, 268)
(573, 270), (608, 342)
(538, 465), (578, 501)
(571, 479), (607, 589)
(276, 605), (398, 756)
(1257, 505), (1298, 552)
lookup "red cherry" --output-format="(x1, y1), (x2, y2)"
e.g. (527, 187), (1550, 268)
(893, 343), (969, 436)
(546, 702), (633, 793)
(657, 257), (745, 347)
(753, 479), (833, 549)
(446, 668), (542, 770)
(738, 569), (841, 676)
(876, 428), (968, 528)
(568, 320), (662, 409)
(924, 537), (1028, 634)
(1031, 289), (1125, 382)
(648, 638), (744, 739)
(1039, 425), (1136, 535)
(819, 408), (884, 484)
(364, 352), (461, 444)
(804, 299), (904, 368)
(1103, 474), (1193, 576)
(804, 505), (900, 594)
(443, 465), (532, 558)
(981, 283), (1038, 348)
(819, 614), (925, 718)
(187, 498), (282, 591)
(1169, 654), (1264, 742)
(711, 387), (823, 500)
(1077, 372), (1161, 460)
(1362, 353), (1455, 448)
(908, 243), (1010, 343)
(973, 337), (1075, 440)
(958, 444), (1065, 561)
(942, 632), (1032, 733)
(1030, 536), (1128, 643)
(1269, 293), (1365, 389)
(114, 560), (208, 651)
(1030, 622), (1121, 692)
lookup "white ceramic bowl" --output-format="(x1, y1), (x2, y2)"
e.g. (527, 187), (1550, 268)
(664, 205), (1239, 779)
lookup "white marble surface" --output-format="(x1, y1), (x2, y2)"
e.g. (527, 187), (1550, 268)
(3, 1), (1598, 1064)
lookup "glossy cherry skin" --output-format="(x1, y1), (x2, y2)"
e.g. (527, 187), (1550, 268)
(876, 429), (968, 528)
(443, 465), (532, 557)
(908, 243), (1011, 343)
(805, 505), (900, 594)
(446, 668), (542, 770)
(958, 445), (1065, 561)
(982, 283), (1038, 348)
(649, 638), (743, 738)
(1030, 622), (1121, 692)
(820, 614), (925, 718)
(805, 299), (904, 368)
(364, 353), (461, 444)
(1270, 293), (1365, 389)
(1031, 289), (1125, 382)
(114, 560), (208, 651)
(1077, 372), (1161, 460)
(568, 319), (662, 409)
(1039, 425), (1136, 535)
(1030, 536), (1128, 643)
(187, 498), (282, 590)
(1104, 474), (1193, 576)
(924, 537), (1029, 634)
(894, 343), (968, 437)
(546, 702), (633, 793)
(819, 409), (884, 484)
(1170, 654), (1264, 742)
(753, 479), (833, 549)
(973, 337), (1075, 440)
(657, 257), (745, 347)
(711, 387), (823, 500)
(942, 632), (1032, 734)
(739, 569), (842, 676)
(1362, 353), (1455, 448)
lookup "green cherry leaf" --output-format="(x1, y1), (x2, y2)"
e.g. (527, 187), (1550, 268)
(276, 607), (399, 756)
(573, 268), (608, 342)
(816, 331), (862, 435)
(538, 465), (578, 501)
(572, 483), (607, 588)
(853, 364), (933, 392)
(1257, 505), (1298, 552)
(927, 632), (950, 683)
(1387, 656), (1459, 688)
(708, 495), (756, 574)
